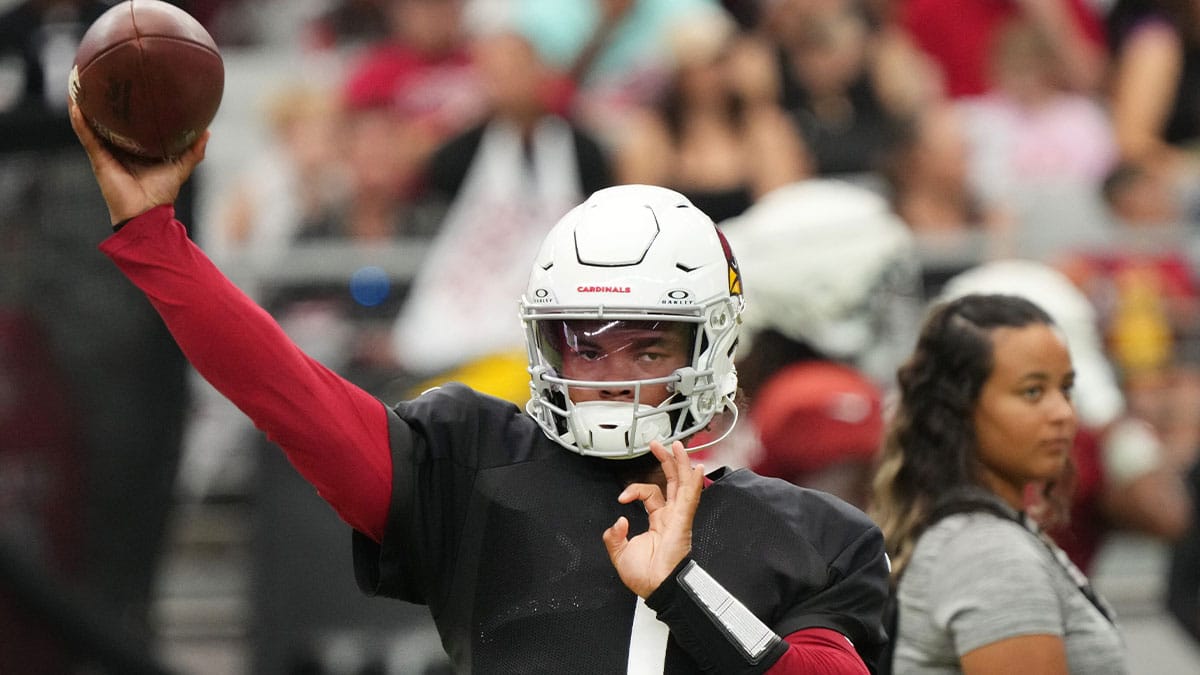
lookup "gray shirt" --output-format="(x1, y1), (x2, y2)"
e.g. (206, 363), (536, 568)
(893, 511), (1127, 674)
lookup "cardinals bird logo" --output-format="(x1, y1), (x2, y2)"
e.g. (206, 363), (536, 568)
(716, 229), (742, 297)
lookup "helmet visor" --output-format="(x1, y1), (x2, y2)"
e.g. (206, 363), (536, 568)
(536, 319), (697, 386)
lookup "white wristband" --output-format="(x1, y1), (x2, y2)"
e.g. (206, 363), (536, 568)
(677, 559), (780, 661)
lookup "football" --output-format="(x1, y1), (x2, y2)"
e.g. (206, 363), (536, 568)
(70, 0), (223, 160)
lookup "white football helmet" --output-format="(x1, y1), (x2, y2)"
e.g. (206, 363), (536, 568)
(520, 185), (744, 459)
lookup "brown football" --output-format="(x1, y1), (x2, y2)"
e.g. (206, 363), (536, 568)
(70, 0), (223, 159)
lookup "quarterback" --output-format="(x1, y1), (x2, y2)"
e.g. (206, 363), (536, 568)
(70, 99), (888, 673)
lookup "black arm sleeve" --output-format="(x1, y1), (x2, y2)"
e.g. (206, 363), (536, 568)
(647, 557), (789, 674)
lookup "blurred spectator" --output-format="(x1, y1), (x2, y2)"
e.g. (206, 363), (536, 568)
(544, 0), (638, 97)
(879, 102), (998, 232)
(1107, 0), (1200, 220)
(736, 356), (884, 511)
(876, 101), (1016, 284)
(940, 259), (1193, 573)
(304, 0), (391, 50)
(718, 178), (924, 390)
(208, 82), (349, 268)
(298, 101), (431, 243)
(1065, 159), (1200, 454)
(752, 0), (922, 176)
(959, 17), (1118, 210)
(514, 0), (715, 79)
(724, 0), (942, 116)
(340, 0), (487, 196)
(389, 27), (613, 402)
(614, 7), (809, 223)
(508, 0), (723, 142)
(859, 0), (946, 114)
(900, 0), (1107, 99)
(1084, 160), (1198, 363)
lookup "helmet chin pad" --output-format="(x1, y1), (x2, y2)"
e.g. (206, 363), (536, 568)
(567, 401), (672, 458)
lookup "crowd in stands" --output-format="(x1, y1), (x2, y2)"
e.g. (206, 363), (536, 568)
(5, 0), (1200, 672)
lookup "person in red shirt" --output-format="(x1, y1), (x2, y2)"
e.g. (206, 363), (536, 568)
(899, 0), (1107, 98)
(339, 0), (486, 200)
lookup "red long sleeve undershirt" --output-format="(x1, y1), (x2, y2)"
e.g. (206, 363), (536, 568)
(100, 206), (868, 674)
(102, 205), (394, 540)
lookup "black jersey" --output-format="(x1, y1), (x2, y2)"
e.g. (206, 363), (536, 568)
(353, 384), (889, 673)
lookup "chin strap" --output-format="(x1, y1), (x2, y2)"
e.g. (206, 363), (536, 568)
(645, 557), (787, 673)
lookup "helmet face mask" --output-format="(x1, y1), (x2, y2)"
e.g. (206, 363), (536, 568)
(520, 185), (743, 459)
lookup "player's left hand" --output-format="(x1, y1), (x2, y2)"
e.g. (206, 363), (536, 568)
(603, 440), (704, 598)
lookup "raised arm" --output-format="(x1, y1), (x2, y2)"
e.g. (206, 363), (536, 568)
(69, 101), (394, 541)
(1108, 18), (1185, 166)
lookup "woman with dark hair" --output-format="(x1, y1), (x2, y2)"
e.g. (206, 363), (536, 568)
(871, 294), (1127, 673)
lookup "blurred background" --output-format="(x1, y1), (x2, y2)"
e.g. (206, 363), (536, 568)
(2, 0), (1200, 673)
